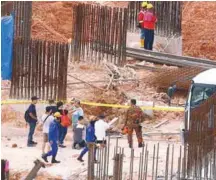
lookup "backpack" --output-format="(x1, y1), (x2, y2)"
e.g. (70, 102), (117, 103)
(24, 109), (29, 123)
(61, 111), (71, 127)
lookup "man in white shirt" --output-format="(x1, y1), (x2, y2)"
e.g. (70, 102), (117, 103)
(94, 114), (110, 145)
(40, 106), (54, 155)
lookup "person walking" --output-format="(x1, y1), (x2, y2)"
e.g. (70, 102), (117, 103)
(40, 106), (54, 155)
(144, 3), (157, 50)
(125, 99), (145, 148)
(25, 96), (39, 147)
(77, 116), (97, 162)
(42, 112), (61, 163)
(138, 1), (148, 48)
(59, 109), (71, 148)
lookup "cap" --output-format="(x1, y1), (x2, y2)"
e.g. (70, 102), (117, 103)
(31, 96), (39, 101)
(70, 98), (76, 103)
(141, 2), (148, 8)
(147, 3), (153, 9)
(54, 112), (62, 118)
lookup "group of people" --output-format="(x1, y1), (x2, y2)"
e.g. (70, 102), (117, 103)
(138, 2), (157, 50)
(24, 96), (146, 164)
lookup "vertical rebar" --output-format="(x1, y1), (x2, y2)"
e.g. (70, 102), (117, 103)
(129, 148), (134, 180)
(170, 145), (174, 180)
(155, 143), (159, 180)
(165, 145), (170, 180)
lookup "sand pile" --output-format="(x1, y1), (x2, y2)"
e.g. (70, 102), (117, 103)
(82, 89), (127, 118)
(31, 1), (77, 42)
(182, 2), (216, 60)
(10, 171), (62, 180)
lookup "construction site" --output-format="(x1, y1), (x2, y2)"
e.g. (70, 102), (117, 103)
(1, 1), (216, 180)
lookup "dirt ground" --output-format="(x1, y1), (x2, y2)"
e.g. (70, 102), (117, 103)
(182, 1), (216, 60)
(1, 63), (184, 179)
(3, 1), (208, 179)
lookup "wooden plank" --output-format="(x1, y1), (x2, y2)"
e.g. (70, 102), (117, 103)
(38, 41), (42, 98)
(63, 44), (69, 100)
(49, 41), (54, 100)
(114, 8), (119, 65)
(57, 44), (64, 100)
(42, 40), (46, 100)
(46, 41), (51, 100)
(53, 42), (59, 100)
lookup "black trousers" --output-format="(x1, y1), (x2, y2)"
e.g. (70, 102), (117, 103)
(144, 29), (154, 50)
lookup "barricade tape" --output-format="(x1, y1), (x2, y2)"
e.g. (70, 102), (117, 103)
(1, 100), (184, 112)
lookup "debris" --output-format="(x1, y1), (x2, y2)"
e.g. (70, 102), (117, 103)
(153, 120), (169, 129)
(25, 159), (45, 180)
(68, 74), (104, 91)
(12, 144), (17, 148)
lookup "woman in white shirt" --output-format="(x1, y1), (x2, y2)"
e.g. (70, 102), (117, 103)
(40, 107), (54, 155)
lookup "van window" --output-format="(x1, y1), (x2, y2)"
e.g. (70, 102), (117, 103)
(191, 85), (216, 107)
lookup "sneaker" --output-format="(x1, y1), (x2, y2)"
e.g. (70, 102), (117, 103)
(138, 143), (143, 148)
(59, 144), (66, 148)
(42, 155), (48, 163)
(77, 157), (84, 162)
(27, 143), (36, 147)
(31, 141), (38, 145)
(51, 159), (60, 164)
(75, 144), (81, 150)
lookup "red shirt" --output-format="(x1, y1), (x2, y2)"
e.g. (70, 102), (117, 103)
(144, 11), (157, 30)
(138, 10), (146, 28)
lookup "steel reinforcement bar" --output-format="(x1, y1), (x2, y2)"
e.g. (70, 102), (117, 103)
(126, 47), (216, 69)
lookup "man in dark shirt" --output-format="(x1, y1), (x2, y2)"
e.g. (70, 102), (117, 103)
(27, 96), (39, 147)
(48, 99), (58, 114)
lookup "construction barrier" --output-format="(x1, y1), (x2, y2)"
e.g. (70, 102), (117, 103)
(1, 100), (184, 112)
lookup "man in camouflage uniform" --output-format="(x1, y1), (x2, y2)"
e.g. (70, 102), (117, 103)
(125, 99), (144, 148)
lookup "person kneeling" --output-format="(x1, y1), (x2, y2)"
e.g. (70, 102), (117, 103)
(42, 112), (61, 163)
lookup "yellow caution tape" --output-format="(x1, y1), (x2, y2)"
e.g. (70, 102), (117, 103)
(1, 99), (184, 112)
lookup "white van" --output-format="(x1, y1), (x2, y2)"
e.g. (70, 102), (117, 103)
(184, 68), (216, 131)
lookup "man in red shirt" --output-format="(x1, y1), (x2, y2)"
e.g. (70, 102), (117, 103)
(144, 4), (157, 50)
(138, 2), (148, 48)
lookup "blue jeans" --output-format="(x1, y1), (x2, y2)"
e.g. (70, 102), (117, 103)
(28, 122), (36, 144)
(59, 125), (68, 145)
(79, 144), (97, 159)
(144, 29), (154, 50)
(46, 141), (58, 157)
(140, 28), (145, 39)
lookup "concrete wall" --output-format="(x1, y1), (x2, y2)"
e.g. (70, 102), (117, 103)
(127, 32), (182, 56)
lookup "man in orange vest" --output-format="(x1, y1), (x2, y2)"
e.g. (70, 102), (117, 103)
(138, 2), (148, 48)
(144, 4), (157, 50)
